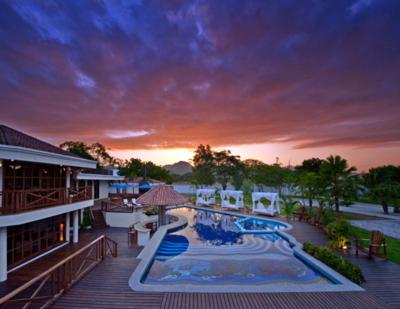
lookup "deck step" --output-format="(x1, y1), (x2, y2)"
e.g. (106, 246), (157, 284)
(91, 209), (107, 229)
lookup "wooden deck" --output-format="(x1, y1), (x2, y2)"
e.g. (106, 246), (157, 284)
(2, 213), (397, 308)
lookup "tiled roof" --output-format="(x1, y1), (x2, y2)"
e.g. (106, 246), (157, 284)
(0, 125), (80, 158)
(137, 185), (189, 206)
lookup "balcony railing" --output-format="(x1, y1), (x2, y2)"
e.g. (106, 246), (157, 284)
(1, 186), (93, 215)
(69, 186), (92, 203)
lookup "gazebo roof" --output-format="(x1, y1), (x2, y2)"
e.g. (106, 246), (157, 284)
(137, 185), (189, 206)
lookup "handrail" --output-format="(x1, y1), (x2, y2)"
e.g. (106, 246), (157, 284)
(0, 235), (118, 308)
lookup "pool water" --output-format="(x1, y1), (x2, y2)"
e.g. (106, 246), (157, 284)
(235, 217), (287, 233)
(142, 207), (333, 286)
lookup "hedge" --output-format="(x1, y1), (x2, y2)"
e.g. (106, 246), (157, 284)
(303, 242), (365, 284)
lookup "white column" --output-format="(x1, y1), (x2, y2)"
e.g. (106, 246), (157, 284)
(66, 168), (71, 203)
(0, 227), (7, 282)
(80, 208), (84, 224)
(66, 168), (71, 189)
(65, 212), (70, 242)
(0, 160), (3, 208)
(73, 210), (79, 243)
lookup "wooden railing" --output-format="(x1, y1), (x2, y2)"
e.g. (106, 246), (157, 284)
(69, 186), (92, 203)
(101, 200), (136, 213)
(0, 235), (118, 308)
(2, 188), (67, 214)
(2, 187), (93, 214)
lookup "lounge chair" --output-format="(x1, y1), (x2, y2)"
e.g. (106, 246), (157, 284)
(355, 230), (387, 259)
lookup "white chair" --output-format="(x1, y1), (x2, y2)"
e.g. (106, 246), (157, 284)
(123, 198), (129, 206)
(252, 192), (280, 216)
(131, 198), (141, 207)
(220, 190), (244, 210)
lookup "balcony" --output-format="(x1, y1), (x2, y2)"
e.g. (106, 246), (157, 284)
(1, 186), (92, 215)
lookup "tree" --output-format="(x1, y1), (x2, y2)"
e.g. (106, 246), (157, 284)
(213, 150), (243, 190)
(245, 162), (291, 194)
(340, 176), (360, 207)
(146, 161), (173, 184)
(296, 172), (323, 208)
(243, 159), (264, 190)
(363, 165), (400, 213)
(119, 158), (172, 183)
(319, 155), (357, 212)
(60, 141), (94, 161)
(192, 144), (215, 186)
(119, 158), (143, 178)
(295, 158), (323, 173)
(263, 165), (291, 195)
(369, 183), (400, 214)
(60, 141), (116, 167)
(89, 142), (115, 166)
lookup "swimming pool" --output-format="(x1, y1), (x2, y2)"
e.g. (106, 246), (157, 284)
(130, 206), (363, 293)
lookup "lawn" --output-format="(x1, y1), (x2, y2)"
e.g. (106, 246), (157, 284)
(337, 212), (382, 221)
(349, 225), (400, 264)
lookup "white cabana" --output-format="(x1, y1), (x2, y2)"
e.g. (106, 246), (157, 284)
(252, 192), (280, 216)
(220, 190), (244, 210)
(196, 189), (216, 206)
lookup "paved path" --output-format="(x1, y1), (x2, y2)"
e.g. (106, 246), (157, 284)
(295, 198), (400, 219)
(339, 202), (400, 220)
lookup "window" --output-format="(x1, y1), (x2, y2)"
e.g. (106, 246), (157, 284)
(7, 215), (66, 269)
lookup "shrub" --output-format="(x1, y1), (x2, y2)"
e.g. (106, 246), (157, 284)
(281, 196), (299, 219)
(306, 206), (316, 219)
(303, 242), (365, 284)
(326, 220), (351, 249)
(144, 207), (158, 216)
(320, 208), (335, 227)
(80, 209), (91, 228)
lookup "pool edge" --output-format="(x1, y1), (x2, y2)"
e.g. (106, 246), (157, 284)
(129, 206), (364, 293)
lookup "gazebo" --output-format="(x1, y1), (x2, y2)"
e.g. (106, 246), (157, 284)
(137, 185), (189, 226)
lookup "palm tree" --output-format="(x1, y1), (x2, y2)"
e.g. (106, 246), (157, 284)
(320, 155), (357, 212)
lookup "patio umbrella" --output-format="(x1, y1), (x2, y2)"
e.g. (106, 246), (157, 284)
(136, 185), (189, 226)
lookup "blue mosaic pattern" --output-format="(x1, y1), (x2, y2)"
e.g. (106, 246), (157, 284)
(143, 207), (332, 286)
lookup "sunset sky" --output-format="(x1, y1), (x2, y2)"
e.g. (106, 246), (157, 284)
(0, 0), (399, 172)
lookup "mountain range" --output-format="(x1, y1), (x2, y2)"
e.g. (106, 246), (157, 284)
(163, 161), (193, 175)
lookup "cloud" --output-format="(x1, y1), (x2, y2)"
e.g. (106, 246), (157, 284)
(0, 0), (399, 157)
(105, 130), (151, 139)
(75, 71), (96, 90)
(349, 0), (374, 15)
